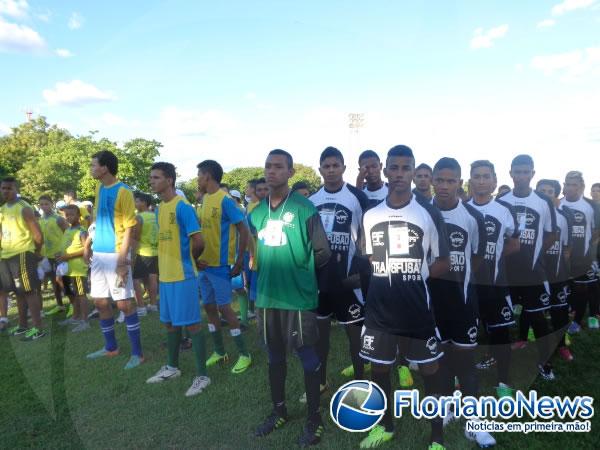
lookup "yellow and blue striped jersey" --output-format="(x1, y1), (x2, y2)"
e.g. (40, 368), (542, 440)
(157, 196), (201, 282)
(92, 181), (137, 253)
(199, 190), (244, 267)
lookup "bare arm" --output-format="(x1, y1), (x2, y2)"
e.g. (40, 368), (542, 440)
(502, 237), (520, 257)
(22, 207), (43, 253)
(232, 221), (249, 276)
(191, 232), (205, 261)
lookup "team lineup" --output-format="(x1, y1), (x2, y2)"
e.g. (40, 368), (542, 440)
(1, 145), (599, 449)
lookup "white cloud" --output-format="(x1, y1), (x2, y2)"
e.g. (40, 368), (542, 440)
(43, 80), (116, 106)
(552, 0), (596, 16)
(0, 16), (44, 52)
(0, 122), (10, 135)
(55, 48), (73, 58)
(0, 0), (29, 19)
(531, 46), (600, 79)
(470, 24), (509, 49)
(537, 19), (556, 28)
(68, 12), (83, 30)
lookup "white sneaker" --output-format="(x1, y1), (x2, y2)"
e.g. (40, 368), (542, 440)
(116, 311), (125, 323)
(185, 375), (211, 397)
(465, 421), (496, 448)
(443, 407), (457, 428)
(72, 321), (91, 333)
(137, 307), (147, 317)
(146, 365), (181, 384)
(58, 317), (78, 326)
(147, 304), (158, 312)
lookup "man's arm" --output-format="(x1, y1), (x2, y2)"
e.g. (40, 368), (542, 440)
(22, 207), (43, 254)
(502, 237), (520, 257)
(307, 213), (332, 268)
(190, 232), (205, 261)
(232, 221), (249, 276)
(130, 215), (143, 259)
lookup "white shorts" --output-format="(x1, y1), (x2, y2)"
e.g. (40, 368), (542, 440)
(90, 252), (134, 301)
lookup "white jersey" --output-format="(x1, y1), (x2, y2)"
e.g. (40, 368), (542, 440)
(545, 206), (571, 283)
(560, 196), (598, 279)
(363, 183), (388, 208)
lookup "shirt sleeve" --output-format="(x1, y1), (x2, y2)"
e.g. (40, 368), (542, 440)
(307, 212), (332, 268)
(542, 196), (557, 233)
(473, 212), (486, 256)
(222, 196), (244, 225)
(117, 188), (137, 229)
(428, 207), (449, 260)
(177, 202), (201, 236)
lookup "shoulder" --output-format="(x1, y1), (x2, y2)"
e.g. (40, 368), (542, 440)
(346, 183), (369, 209)
(415, 195), (442, 223)
(494, 197), (513, 213)
(291, 191), (317, 211)
(495, 190), (511, 201)
(533, 190), (554, 209)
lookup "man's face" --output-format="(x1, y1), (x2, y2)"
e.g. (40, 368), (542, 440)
(510, 164), (534, 190)
(265, 154), (293, 190)
(196, 169), (210, 192)
(591, 186), (600, 203)
(433, 168), (461, 202)
(245, 183), (255, 197)
(470, 166), (496, 197)
(563, 179), (582, 201)
(89, 158), (105, 180)
(0, 182), (17, 202)
(255, 182), (269, 199)
(150, 169), (170, 195)
(359, 157), (382, 184)
(414, 168), (432, 192)
(384, 156), (414, 194)
(64, 208), (80, 226)
(135, 197), (147, 211)
(537, 184), (556, 199)
(39, 199), (53, 215)
(319, 156), (345, 186)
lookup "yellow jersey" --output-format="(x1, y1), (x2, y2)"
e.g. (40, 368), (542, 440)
(0, 199), (35, 259)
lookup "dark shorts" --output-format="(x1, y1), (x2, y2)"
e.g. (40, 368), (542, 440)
(477, 285), (515, 329)
(572, 271), (598, 284)
(359, 325), (444, 365)
(132, 255), (158, 279)
(0, 252), (40, 295)
(62, 276), (89, 297)
(317, 290), (364, 324)
(257, 308), (319, 352)
(509, 284), (551, 313)
(550, 282), (570, 309)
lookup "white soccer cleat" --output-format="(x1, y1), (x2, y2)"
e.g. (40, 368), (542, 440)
(185, 376), (211, 397)
(465, 421), (496, 448)
(146, 365), (181, 384)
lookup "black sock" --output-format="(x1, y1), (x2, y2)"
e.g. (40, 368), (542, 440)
(316, 318), (331, 385)
(550, 306), (569, 347)
(519, 311), (530, 341)
(490, 326), (511, 385)
(297, 345), (322, 423)
(573, 286), (587, 325)
(268, 362), (287, 416)
(371, 366), (393, 432)
(452, 348), (478, 397)
(437, 349), (454, 396)
(529, 311), (551, 365)
(344, 322), (364, 379)
(423, 371), (444, 445)
(589, 282), (600, 316)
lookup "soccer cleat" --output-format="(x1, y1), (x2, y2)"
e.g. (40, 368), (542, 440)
(146, 304), (159, 312)
(565, 334), (572, 346)
(20, 327), (47, 341)
(398, 365), (414, 387)
(299, 383), (329, 403)
(116, 311), (125, 324)
(124, 355), (144, 370)
(255, 410), (288, 437)
(428, 443), (445, 450)
(537, 363), (555, 381)
(185, 375), (211, 397)
(567, 322), (582, 334)
(206, 352), (229, 367)
(146, 365), (181, 383)
(71, 321), (91, 333)
(558, 346), (574, 362)
(86, 348), (119, 359)
(510, 340), (527, 350)
(476, 357), (497, 370)
(65, 305), (73, 318)
(359, 425), (394, 448)
(8, 326), (28, 336)
(340, 362), (371, 377)
(137, 307), (147, 317)
(46, 305), (66, 316)
(465, 422), (497, 448)
(231, 354), (252, 374)
(527, 328), (536, 342)
(495, 383), (514, 399)
(587, 316), (599, 329)
(298, 419), (324, 447)
(443, 407), (457, 428)
(87, 309), (100, 320)
(58, 317), (78, 326)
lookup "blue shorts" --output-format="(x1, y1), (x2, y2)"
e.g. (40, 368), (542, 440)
(159, 278), (201, 326)
(199, 266), (232, 306)
(249, 271), (257, 302)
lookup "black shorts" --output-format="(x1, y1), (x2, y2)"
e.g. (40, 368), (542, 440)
(436, 314), (479, 348)
(477, 285), (515, 329)
(257, 308), (319, 352)
(133, 255), (158, 279)
(550, 282), (570, 309)
(0, 252), (40, 295)
(509, 284), (551, 313)
(317, 290), (364, 324)
(62, 276), (89, 297)
(572, 272), (598, 284)
(359, 325), (443, 365)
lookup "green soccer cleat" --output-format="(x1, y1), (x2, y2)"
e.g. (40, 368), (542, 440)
(496, 383), (514, 399)
(428, 442), (446, 450)
(588, 316), (599, 329)
(565, 334), (572, 346)
(340, 362), (372, 377)
(20, 327), (47, 341)
(66, 305), (73, 318)
(206, 352), (228, 367)
(231, 354), (252, 374)
(359, 425), (394, 448)
(527, 327), (536, 342)
(398, 365), (414, 388)
(9, 326), (28, 336)
(46, 305), (66, 316)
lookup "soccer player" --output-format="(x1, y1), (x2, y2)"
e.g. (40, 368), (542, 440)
(414, 163), (433, 200)
(0, 177), (45, 340)
(132, 191), (159, 315)
(245, 179), (259, 209)
(497, 185), (511, 196)
(251, 149), (331, 447)
(38, 194), (69, 315)
(591, 183), (600, 204)
(560, 171), (600, 331)
(255, 177), (269, 201)
(292, 181), (311, 198)
(64, 189), (91, 229)
(355, 150), (388, 208)
(57, 205), (90, 332)
(146, 162), (211, 397)
(468, 160), (520, 396)
(308, 146), (369, 398)
(196, 160), (251, 374)
(497, 154), (557, 380)
(536, 179), (573, 361)
(359, 145), (448, 449)
(85, 150), (143, 370)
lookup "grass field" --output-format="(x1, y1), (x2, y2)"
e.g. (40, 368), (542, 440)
(2, 293), (599, 450)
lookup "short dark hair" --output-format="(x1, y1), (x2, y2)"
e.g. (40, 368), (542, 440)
(64, 204), (80, 215)
(358, 150), (380, 163)
(433, 157), (461, 178)
(134, 191), (154, 206)
(92, 150), (119, 175)
(197, 160), (224, 183)
(470, 160), (496, 176)
(498, 184), (511, 192)
(415, 163), (432, 174)
(255, 177), (267, 185)
(38, 195), (53, 203)
(64, 189), (76, 198)
(511, 154), (534, 169)
(320, 146), (344, 165)
(292, 181), (309, 193)
(247, 179), (258, 188)
(151, 162), (177, 187)
(268, 149), (293, 169)
(536, 179), (561, 198)
(387, 145), (415, 161)
(1, 176), (17, 185)
(592, 182), (600, 190)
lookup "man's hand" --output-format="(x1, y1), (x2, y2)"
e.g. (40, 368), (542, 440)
(231, 260), (243, 277)
(56, 254), (70, 263)
(356, 166), (368, 189)
(196, 259), (209, 271)
(116, 256), (131, 279)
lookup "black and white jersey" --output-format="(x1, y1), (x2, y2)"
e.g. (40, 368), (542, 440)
(429, 199), (486, 312)
(467, 198), (519, 286)
(310, 183), (369, 297)
(362, 195), (448, 334)
(497, 190), (557, 285)
(363, 183), (388, 208)
(559, 196), (598, 278)
(545, 206), (571, 284)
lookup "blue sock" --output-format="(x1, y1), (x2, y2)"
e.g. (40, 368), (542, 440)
(125, 313), (143, 357)
(100, 318), (118, 352)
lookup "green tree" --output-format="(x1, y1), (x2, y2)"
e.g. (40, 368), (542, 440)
(176, 178), (199, 204)
(289, 163), (321, 193)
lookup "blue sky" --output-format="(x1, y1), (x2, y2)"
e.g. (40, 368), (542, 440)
(1, 0), (599, 186)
